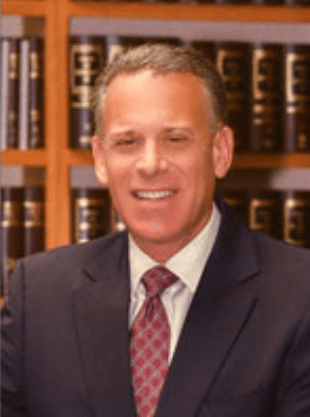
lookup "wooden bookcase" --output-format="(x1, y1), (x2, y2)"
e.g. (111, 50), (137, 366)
(3, 0), (310, 249)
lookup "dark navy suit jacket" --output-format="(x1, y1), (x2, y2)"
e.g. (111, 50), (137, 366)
(2, 203), (310, 416)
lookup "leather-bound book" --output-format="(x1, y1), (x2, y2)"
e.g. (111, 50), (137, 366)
(216, 42), (251, 152)
(283, 44), (310, 152)
(1, 38), (20, 149)
(23, 186), (45, 256)
(19, 37), (44, 149)
(250, 43), (284, 152)
(69, 36), (106, 148)
(72, 188), (111, 243)
(283, 190), (310, 248)
(1, 187), (24, 297)
(248, 190), (283, 239)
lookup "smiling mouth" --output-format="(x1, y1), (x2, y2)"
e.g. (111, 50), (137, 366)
(133, 190), (177, 200)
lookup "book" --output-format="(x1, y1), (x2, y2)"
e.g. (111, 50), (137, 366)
(72, 188), (111, 243)
(250, 43), (284, 152)
(69, 36), (106, 148)
(1, 187), (24, 298)
(283, 190), (310, 248)
(248, 190), (283, 239)
(283, 44), (310, 152)
(23, 186), (45, 256)
(1, 38), (20, 149)
(216, 42), (251, 152)
(19, 37), (44, 149)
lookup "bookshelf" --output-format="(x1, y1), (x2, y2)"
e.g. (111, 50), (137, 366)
(2, 0), (310, 249)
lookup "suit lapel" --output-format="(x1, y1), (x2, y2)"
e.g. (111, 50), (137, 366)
(73, 233), (136, 417)
(156, 208), (260, 417)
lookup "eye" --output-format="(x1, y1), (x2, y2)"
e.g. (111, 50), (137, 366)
(115, 137), (136, 146)
(166, 134), (189, 146)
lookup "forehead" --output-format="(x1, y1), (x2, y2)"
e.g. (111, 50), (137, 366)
(103, 70), (212, 120)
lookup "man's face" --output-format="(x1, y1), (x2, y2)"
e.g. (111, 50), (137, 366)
(93, 70), (233, 262)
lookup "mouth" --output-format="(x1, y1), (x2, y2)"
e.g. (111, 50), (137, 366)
(132, 190), (177, 200)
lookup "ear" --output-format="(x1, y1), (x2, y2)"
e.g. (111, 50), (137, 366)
(92, 135), (109, 186)
(212, 125), (234, 179)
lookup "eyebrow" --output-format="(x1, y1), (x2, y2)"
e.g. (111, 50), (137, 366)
(108, 125), (195, 137)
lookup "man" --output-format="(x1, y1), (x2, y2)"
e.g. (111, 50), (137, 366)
(2, 43), (310, 417)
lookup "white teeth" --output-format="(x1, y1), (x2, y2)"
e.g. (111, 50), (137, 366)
(135, 190), (175, 199)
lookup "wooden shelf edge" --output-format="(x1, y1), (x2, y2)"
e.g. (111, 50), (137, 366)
(1, 149), (47, 166)
(3, 1), (47, 16)
(62, 149), (94, 166)
(67, 2), (310, 22)
(232, 152), (310, 169)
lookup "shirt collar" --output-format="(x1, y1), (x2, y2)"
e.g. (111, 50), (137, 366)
(129, 203), (221, 296)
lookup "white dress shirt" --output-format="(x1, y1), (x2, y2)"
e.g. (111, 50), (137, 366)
(129, 203), (221, 362)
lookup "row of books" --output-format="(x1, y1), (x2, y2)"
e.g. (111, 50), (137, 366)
(1, 37), (44, 150)
(81, 0), (310, 5)
(70, 35), (310, 153)
(1, 186), (45, 297)
(222, 189), (310, 248)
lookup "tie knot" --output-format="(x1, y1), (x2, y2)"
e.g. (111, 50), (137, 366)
(141, 266), (178, 298)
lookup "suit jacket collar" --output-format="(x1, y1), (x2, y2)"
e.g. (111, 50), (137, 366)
(74, 202), (260, 417)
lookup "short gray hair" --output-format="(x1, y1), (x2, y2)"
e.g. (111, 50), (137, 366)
(92, 43), (227, 138)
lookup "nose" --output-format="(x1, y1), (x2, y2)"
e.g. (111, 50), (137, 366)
(135, 140), (167, 177)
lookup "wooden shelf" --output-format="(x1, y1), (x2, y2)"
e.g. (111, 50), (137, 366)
(68, 1), (310, 22)
(2, 149), (47, 166)
(3, 0), (47, 16)
(62, 149), (93, 166)
(232, 153), (310, 169)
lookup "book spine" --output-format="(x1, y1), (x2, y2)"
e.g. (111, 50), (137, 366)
(283, 191), (310, 248)
(72, 188), (111, 243)
(1, 39), (9, 150)
(284, 44), (310, 152)
(23, 186), (45, 256)
(1, 187), (24, 298)
(70, 36), (106, 148)
(248, 191), (283, 239)
(1, 38), (20, 149)
(216, 42), (251, 152)
(28, 38), (44, 148)
(250, 44), (283, 152)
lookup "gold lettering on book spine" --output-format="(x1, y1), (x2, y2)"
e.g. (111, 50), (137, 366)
(217, 49), (247, 104)
(249, 199), (274, 233)
(1, 202), (22, 227)
(70, 44), (103, 109)
(24, 201), (44, 228)
(9, 52), (18, 80)
(284, 198), (308, 246)
(30, 52), (40, 79)
(286, 52), (310, 114)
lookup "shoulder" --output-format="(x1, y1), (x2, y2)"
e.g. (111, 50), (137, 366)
(248, 229), (310, 308)
(14, 231), (128, 285)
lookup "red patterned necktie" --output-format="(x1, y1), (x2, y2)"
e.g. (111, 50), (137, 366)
(130, 266), (178, 417)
